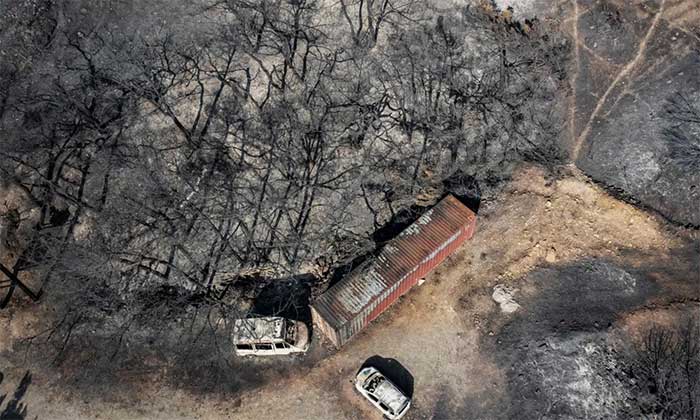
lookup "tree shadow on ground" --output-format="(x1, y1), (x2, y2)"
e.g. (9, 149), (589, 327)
(443, 171), (481, 214)
(251, 274), (315, 325)
(0, 371), (32, 420)
(359, 355), (414, 398)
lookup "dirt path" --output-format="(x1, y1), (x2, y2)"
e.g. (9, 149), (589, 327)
(571, 0), (668, 160)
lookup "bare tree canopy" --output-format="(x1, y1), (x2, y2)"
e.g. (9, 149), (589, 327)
(623, 317), (700, 419)
(0, 0), (568, 376)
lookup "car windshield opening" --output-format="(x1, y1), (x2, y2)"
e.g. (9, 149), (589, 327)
(365, 375), (385, 393)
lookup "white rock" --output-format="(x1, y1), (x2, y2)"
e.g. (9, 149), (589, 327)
(500, 300), (521, 313)
(492, 284), (521, 313)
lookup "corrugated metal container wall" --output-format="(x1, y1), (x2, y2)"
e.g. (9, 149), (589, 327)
(311, 195), (477, 347)
(310, 305), (339, 346)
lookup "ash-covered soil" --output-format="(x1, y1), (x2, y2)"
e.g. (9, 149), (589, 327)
(500, 0), (700, 226)
(486, 260), (656, 419)
(571, 0), (700, 226)
(2, 1), (700, 418)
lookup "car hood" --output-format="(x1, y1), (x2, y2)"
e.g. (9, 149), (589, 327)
(293, 321), (309, 350)
(374, 380), (409, 414)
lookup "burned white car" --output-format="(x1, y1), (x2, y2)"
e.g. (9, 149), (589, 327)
(232, 317), (309, 356)
(355, 366), (411, 419)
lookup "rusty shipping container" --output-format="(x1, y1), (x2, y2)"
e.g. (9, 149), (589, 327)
(311, 194), (477, 347)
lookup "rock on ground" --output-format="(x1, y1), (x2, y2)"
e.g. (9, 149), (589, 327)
(492, 284), (521, 313)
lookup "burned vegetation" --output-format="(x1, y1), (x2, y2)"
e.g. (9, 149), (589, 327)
(0, 0), (568, 393)
(622, 317), (700, 419)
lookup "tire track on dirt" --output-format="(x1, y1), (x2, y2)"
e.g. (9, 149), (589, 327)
(571, 0), (667, 161)
(568, 0), (581, 155)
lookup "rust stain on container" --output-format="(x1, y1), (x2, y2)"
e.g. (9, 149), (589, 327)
(311, 194), (477, 347)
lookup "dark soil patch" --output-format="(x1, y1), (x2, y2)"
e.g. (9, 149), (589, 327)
(484, 259), (659, 419)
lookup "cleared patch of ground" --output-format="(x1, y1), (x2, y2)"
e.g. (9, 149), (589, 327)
(2, 164), (697, 419)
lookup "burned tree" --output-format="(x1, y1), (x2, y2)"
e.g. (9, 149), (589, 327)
(0, 10), (139, 308)
(623, 317), (700, 419)
(664, 93), (700, 170)
(0, 0), (570, 390)
(338, 0), (419, 47)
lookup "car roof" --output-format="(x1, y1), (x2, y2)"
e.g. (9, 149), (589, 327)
(232, 317), (286, 344)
